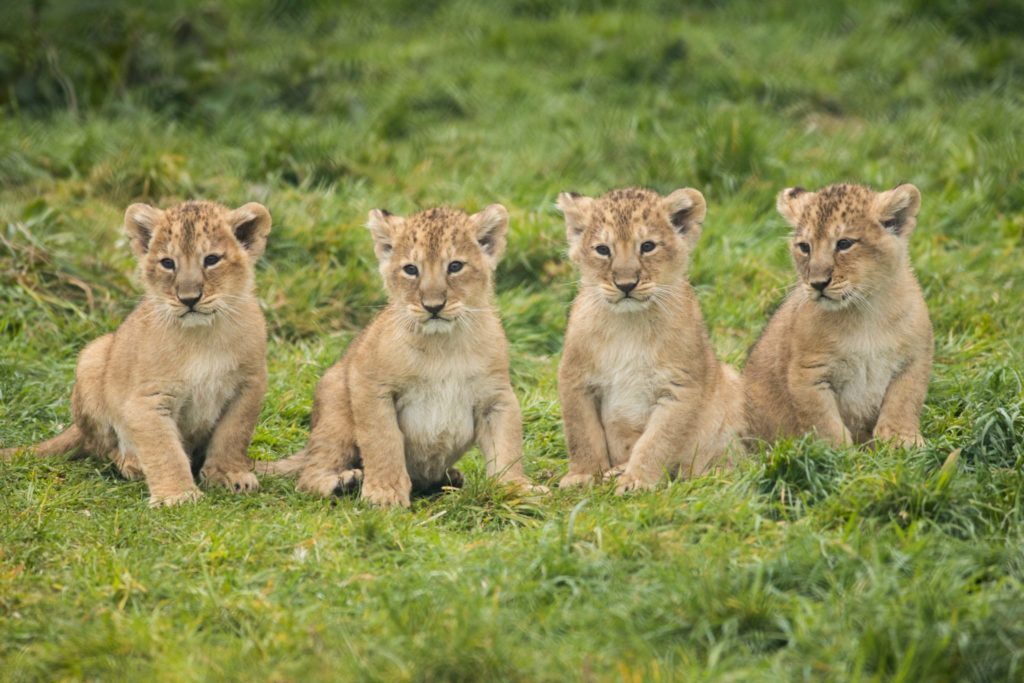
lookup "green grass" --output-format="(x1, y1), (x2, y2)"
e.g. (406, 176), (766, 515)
(2, 0), (1024, 680)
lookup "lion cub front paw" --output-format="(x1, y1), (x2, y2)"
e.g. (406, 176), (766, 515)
(202, 468), (260, 493)
(602, 464), (627, 482)
(148, 486), (203, 508)
(113, 451), (145, 481)
(504, 478), (550, 495)
(297, 468), (364, 498)
(874, 426), (925, 449)
(361, 479), (412, 508)
(613, 471), (657, 496)
(332, 469), (364, 496)
(558, 472), (598, 489)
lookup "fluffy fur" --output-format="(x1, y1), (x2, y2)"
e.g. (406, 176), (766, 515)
(258, 205), (546, 507)
(2, 200), (272, 506)
(744, 183), (933, 447)
(556, 187), (745, 493)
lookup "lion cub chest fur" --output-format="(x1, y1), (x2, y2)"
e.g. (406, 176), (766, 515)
(826, 316), (910, 440)
(395, 356), (482, 485)
(589, 322), (666, 435)
(173, 342), (244, 445)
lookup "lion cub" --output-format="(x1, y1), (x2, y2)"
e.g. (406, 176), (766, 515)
(744, 183), (933, 447)
(557, 187), (744, 493)
(2, 201), (272, 506)
(260, 205), (543, 507)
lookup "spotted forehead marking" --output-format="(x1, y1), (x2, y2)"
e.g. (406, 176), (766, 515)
(800, 183), (875, 238)
(590, 187), (664, 241)
(398, 206), (473, 258)
(158, 200), (225, 254)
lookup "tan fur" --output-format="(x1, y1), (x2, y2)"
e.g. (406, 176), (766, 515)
(2, 200), (272, 506)
(259, 205), (546, 507)
(556, 187), (745, 493)
(744, 183), (932, 447)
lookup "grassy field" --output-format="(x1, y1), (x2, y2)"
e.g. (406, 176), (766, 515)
(2, 0), (1023, 680)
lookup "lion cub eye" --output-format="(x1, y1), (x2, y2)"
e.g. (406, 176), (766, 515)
(594, 245), (611, 256)
(836, 238), (855, 252)
(640, 241), (657, 254)
(203, 254), (222, 267)
(796, 242), (811, 255)
(403, 264), (419, 277)
(159, 258), (176, 270)
(447, 261), (464, 274)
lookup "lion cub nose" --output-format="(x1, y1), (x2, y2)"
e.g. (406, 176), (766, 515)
(810, 278), (831, 293)
(615, 280), (638, 295)
(423, 302), (445, 316)
(178, 294), (202, 309)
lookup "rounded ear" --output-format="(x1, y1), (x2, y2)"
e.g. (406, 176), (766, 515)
(366, 209), (402, 266)
(663, 188), (706, 245)
(124, 203), (164, 258)
(470, 203), (509, 268)
(229, 202), (272, 260)
(874, 183), (921, 237)
(556, 191), (593, 251)
(776, 186), (812, 228)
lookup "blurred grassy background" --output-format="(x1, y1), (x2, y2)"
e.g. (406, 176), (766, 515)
(1, 0), (1023, 680)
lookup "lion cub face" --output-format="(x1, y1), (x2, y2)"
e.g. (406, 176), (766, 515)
(777, 183), (921, 311)
(125, 200), (272, 327)
(557, 187), (706, 312)
(366, 205), (508, 334)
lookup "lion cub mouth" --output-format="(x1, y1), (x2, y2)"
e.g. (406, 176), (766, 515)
(420, 317), (455, 334)
(810, 289), (854, 310)
(178, 309), (216, 327)
(609, 296), (651, 312)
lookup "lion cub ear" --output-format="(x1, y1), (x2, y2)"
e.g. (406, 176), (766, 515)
(556, 192), (594, 253)
(776, 186), (813, 229)
(228, 203), (272, 261)
(470, 204), (509, 269)
(124, 204), (164, 259)
(663, 188), (706, 245)
(874, 184), (921, 237)
(366, 209), (403, 266)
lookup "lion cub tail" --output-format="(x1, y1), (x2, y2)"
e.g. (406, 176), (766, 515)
(1, 424), (84, 460)
(254, 449), (309, 477)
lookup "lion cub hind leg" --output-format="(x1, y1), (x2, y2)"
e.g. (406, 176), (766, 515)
(294, 364), (365, 498)
(294, 435), (362, 497)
